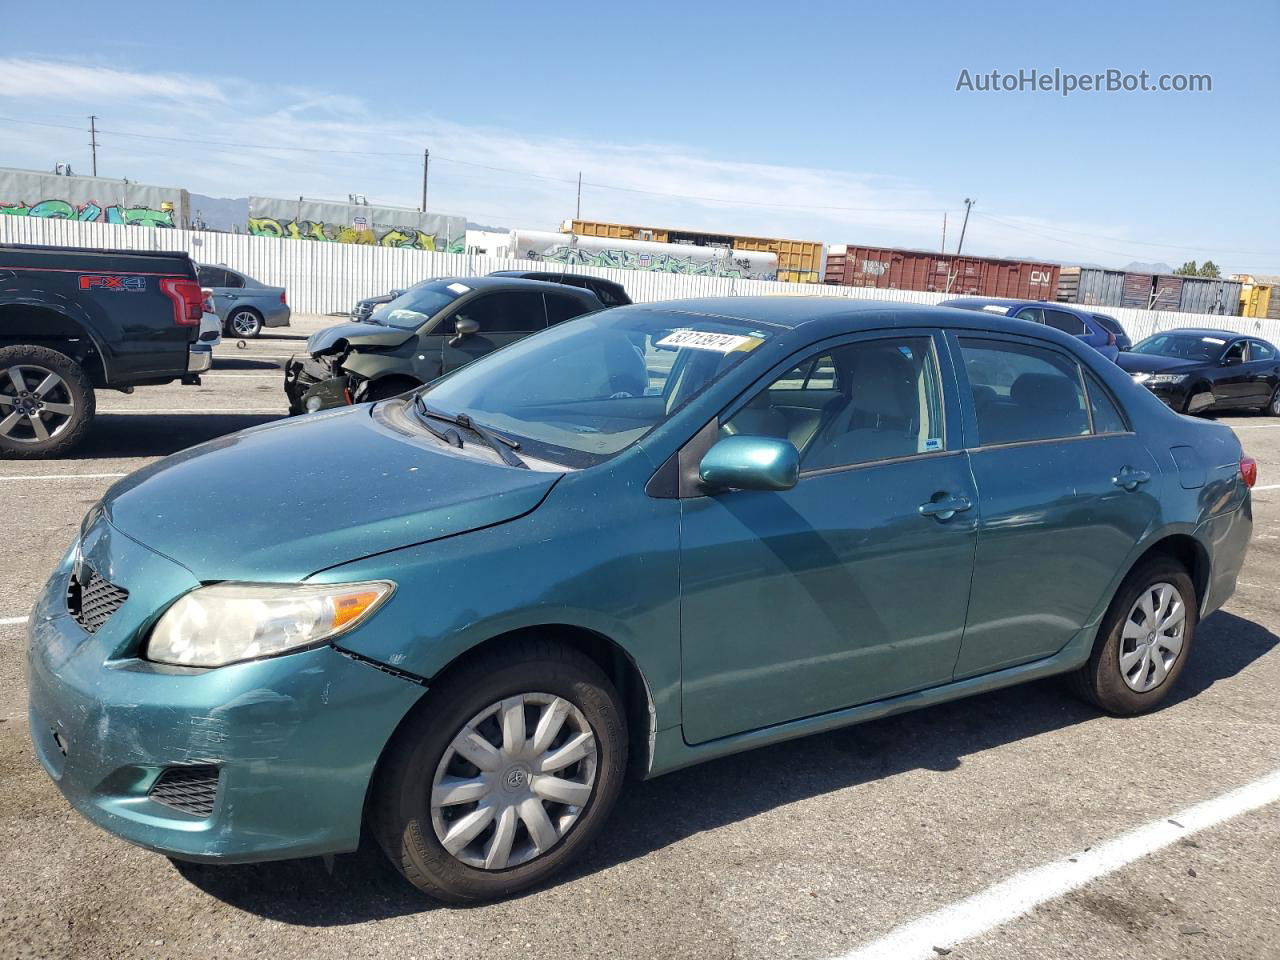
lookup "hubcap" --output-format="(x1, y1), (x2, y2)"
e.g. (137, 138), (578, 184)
(1119, 581), (1186, 692)
(430, 692), (597, 870)
(232, 312), (259, 335)
(0, 364), (75, 445)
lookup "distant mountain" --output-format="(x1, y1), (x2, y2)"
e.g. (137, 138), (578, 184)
(1120, 261), (1174, 275)
(189, 194), (248, 232)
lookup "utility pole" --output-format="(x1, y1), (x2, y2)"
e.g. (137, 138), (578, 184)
(941, 212), (947, 254)
(88, 115), (99, 177)
(421, 149), (430, 212)
(575, 171), (582, 221)
(955, 197), (974, 255)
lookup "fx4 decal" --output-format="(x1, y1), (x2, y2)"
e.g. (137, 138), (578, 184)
(79, 274), (147, 292)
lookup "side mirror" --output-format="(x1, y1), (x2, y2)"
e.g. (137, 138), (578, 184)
(699, 436), (799, 493)
(450, 316), (479, 347)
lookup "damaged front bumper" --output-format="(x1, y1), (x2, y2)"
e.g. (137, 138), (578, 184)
(26, 521), (425, 864)
(284, 354), (355, 415)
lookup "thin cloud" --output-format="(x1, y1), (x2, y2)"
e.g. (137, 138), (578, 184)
(0, 58), (228, 104)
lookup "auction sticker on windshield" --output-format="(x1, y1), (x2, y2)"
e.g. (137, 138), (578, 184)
(656, 329), (763, 353)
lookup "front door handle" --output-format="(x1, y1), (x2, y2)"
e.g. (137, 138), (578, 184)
(919, 495), (973, 521)
(1113, 467), (1152, 491)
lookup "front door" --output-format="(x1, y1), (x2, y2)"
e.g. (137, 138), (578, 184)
(679, 331), (979, 744)
(439, 291), (547, 374)
(949, 333), (1163, 678)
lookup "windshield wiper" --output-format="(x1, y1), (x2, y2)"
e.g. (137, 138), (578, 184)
(415, 397), (527, 469)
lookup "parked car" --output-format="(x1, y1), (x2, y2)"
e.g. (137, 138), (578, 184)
(351, 289), (406, 323)
(0, 242), (210, 457)
(941, 297), (1122, 361)
(488, 270), (632, 306)
(1089, 311), (1132, 351)
(285, 276), (603, 413)
(1117, 329), (1280, 416)
(29, 297), (1255, 902)
(196, 264), (290, 338)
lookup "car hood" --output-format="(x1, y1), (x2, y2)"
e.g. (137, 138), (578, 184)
(307, 321), (413, 354)
(100, 405), (562, 582)
(1115, 353), (1205, 374)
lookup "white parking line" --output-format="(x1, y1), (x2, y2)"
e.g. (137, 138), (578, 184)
(0, 616), (28, 626)
(1255, 483), (1280, 491)
(1229, 423), (1280, 429)
(835, 767), (1280, 960)
(0, 473), (126, 481)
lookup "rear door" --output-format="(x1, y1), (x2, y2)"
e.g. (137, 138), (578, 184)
(950, 333), (1162, 677)
(1245, 340), (1280, 405)
(439, 291), (547, 373)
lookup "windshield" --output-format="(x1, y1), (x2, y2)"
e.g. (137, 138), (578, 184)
(379, 279), (469, 329)
(416, 307), (776, 468)
(1131, 332), (1228, 361)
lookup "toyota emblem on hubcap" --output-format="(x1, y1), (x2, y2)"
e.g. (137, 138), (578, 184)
(505, 769), (527, 788)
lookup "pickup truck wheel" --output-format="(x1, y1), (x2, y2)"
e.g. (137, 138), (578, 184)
(0, 346), (95, 458)
(227, 309), (263, 338)
(370, 639), (627, 903)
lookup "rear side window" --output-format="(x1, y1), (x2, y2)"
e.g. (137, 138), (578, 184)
(1250, 340), (1276, 361)
(1043, 309), (1088, 336)
(1091, 313), (1127, 338)
(959, 339), (1089, 445)
(591, 282), (629, 307)
(544, 293), (590, 326)
(1085, 374), (1128, 434)
(454, 292), (547, 333)
(221, 270), (246, 289)
(197, 266), (227, 287)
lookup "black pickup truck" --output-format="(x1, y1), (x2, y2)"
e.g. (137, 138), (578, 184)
(0, 243), (212, 457)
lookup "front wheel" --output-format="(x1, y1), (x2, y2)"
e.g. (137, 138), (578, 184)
(226, 309), (263, 338)
(370, 640), (627, 903)
(0, 345), (95, 458)
(1069, 555), (1197, 715)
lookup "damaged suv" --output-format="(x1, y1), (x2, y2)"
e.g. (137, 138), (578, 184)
(284, 276), (603, 413)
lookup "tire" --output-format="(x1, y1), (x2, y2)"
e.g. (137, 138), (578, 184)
(1069, 555), (1197, 715)
(226, 308), (263, 338)
(1260, 385), (1280, 417)
(0, 345), (95, 459)
(370, 639), (627, 903)
(364, 377), (421, 403)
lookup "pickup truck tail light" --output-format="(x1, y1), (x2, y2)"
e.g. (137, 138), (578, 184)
(280, 291), (288, 305)
(1240, 454), (1258, 488)
(160, 278), (204, 326)
(201, 287), (214, 314)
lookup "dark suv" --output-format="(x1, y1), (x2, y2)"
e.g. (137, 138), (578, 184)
(287, 276), (604, 413)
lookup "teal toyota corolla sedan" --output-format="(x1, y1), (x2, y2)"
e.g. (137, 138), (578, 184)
(27, 298), (1255, 902)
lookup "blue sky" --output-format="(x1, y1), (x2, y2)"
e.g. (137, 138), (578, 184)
(2, 0), (1278, 272)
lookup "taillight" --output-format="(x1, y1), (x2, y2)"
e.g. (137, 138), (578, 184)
(1240, 454), (1258, 488)
(1107, 331), (1117, 346)
(160, 278), (203, 326)
(201, 287), (214, 313)
(280, 291), (288, 305)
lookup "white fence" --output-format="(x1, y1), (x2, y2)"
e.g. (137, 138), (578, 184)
(4, 217), (1278, 344)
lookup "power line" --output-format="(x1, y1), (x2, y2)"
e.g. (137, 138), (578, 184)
(974, 211), (1280, 259)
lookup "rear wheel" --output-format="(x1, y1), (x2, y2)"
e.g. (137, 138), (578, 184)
(1069, 555), (1196, 715)
(0, 346), (95, 458)
(370, 639), (627, 903)
(1261, 385), (1280, 417)
(227, 308), (263, 338)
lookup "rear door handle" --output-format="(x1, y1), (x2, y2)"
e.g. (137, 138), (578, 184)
(1113, 467), (1152, 491)
(919, 495), (973, 521)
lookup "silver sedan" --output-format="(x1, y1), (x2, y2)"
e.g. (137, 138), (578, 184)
(196, 264), (291, 338)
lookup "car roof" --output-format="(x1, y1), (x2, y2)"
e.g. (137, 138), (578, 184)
(426, 276), (600, 297)
(1152, 327), (1246, 340)
(489, 269), (624, 287)
(624, 295), (1103, 339)
(941, 296), (1086, 313)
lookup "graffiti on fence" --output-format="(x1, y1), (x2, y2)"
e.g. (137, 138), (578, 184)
(0, 198), (177, 227)
(247, 197), (466, 253)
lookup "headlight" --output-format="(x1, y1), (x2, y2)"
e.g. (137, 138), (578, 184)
(1131, 372), (1187, 385)
(146, 581), (394, 667)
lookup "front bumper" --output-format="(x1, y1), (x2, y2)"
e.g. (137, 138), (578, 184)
(284, 354), (352, 414)
(26, 519), (424, 863)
